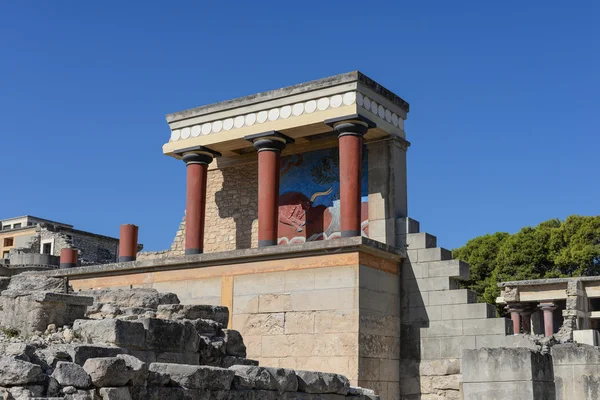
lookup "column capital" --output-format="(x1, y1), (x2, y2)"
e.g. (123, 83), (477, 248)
(505, 302), (524, 312)
(539, 302), (558, 312)
(175, 145), (221, 165)
(325, 114), (375, 138)
(245, 131), (294, 153)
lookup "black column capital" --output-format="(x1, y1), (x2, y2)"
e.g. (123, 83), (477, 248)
(175, 145), (221, 165)
(245, 131), (295, 153)
(325, 114), (375, 138)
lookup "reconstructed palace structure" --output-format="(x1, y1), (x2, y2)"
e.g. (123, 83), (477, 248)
(41, 72), (600, 400)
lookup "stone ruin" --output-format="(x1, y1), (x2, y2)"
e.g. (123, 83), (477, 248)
(0, 274), (379, 399)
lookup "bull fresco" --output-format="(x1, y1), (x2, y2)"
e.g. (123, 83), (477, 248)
(278, 147), (368, 245)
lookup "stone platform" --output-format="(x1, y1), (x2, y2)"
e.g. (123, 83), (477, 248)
(43, 238), (403, 396)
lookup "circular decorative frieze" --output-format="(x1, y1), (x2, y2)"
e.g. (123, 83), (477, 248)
(169, 90), (404, 142)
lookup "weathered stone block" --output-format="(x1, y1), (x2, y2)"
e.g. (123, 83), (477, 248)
(156, 304), (229, 326)
(295, 370), (350, 394)
(98, 387), (132, 400)
(419, 359), (460, 376)
(224, 329), (247, 357)
(116, 354), (146, 386)
(139, 318), (200, 352)
(83, 357), (133, 387)
(0, 291), (92, 335)
(462, 348), (554, 383)
(0, 356), (45, 386)
(68, 345), (125, 366)
(462, 381), (555, 400)
(155, 351), (200, 365)
(52, 361), (92, 388)
(78, 288), (179, 309)
(148, 363), (234, 390)
(73, 319), (145, 349)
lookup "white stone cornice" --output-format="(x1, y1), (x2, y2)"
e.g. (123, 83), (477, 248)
(163, 72), (409, 157)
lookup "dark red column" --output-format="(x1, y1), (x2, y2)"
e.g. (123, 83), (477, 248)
(245, 131), (294, 247)
(333, 121), (369, 237)
(119, 224), (138, 262)
(506, 303), (523, 335)
(59, 248), (78, 268)
(180, 149), (219, 255)
(539, 302), (557, 337)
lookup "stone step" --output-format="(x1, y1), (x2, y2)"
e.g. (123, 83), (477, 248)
(462, 317), (513, 336)
(402, 277), (461, 293)
(428, 289), (478, 306)
(440, 303), (497, 320)
(406, 233), (437, 250)
(407, 247), (453, 263)
(427, 260), (470, 281)
(402, 259), (470, 281)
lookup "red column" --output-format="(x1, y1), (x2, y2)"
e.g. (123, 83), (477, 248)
(59, 248), (78, 268)
(245, 132), (293, 247)
(540, 302), (557, 337)
(507, 304), (522, 335)
(180, 149), (219, 255)
(119, 224), (138, 262)
(334, 121), (369, 237)
(257, 149), (281, 247)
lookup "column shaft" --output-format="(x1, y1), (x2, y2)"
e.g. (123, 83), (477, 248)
(119, 224), (138, 262)
(510, 311), (521, 335)
(257, 149), (281, 246)
(540, 302), (557, 337)
(185, 163), (208, 254)
(59, 248), (78, 268)
(339, 133), (363, 237)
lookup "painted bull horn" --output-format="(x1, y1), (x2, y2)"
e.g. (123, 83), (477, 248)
(310, 187), (333, 202)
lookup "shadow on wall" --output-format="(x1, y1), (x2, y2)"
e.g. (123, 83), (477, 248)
(214, 164), (258, 250)
(400, 259), (427, 400)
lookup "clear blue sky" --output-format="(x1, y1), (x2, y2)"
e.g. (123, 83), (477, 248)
(1, 1), (598, 251)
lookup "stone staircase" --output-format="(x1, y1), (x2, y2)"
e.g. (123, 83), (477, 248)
(399, 221), (535, 400)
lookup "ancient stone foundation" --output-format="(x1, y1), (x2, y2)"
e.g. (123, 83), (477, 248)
(0, 274), (379, 399)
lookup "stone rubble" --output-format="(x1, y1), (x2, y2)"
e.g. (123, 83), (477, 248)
(0, 274), (379, 399)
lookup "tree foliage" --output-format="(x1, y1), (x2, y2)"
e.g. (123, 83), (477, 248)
(453, 215), (600, 307)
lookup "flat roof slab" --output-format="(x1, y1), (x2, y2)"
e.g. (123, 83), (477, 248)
(163, 71), (410, 158)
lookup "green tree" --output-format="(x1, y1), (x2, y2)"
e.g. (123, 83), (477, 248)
(453, 215), (600, 310)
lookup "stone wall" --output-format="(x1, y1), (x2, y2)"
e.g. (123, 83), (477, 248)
(45, 239), (403, 399)
(14, 226), (120, 266)
(462, 347), (555, 400)
(0, 274), (380, 400)
(552, 343), (600, 399)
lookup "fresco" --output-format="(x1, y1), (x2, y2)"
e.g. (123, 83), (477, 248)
(278, 147), (368, 245)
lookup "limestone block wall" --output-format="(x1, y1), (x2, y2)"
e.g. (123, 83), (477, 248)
(61, 243), (401, 400)
(552, 343), (600, 399)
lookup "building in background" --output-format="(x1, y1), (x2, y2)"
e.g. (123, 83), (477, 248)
(0, 215), (122, 271)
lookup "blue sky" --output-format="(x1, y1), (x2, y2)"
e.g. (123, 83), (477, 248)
(0, 1), (598, 251)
